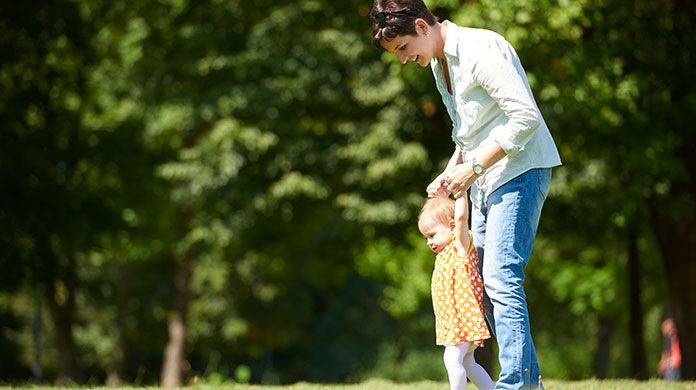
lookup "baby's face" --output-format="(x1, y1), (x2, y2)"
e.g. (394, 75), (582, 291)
(420, 219), (453, 253)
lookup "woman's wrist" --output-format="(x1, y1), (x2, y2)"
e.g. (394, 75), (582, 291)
(470, 156), (486, 176)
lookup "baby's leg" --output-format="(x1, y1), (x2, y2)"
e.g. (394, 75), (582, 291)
(443, 343), (469, 390)
(462, 349), (495, 390)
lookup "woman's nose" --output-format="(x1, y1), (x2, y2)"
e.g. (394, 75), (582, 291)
(398, 53), (408, 64)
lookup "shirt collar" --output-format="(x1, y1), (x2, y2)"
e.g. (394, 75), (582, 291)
(443, 20), (458, 58)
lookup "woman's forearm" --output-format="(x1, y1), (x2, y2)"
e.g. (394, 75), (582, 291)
(444, 146), (463, 172)
(474, 141), (507, 171)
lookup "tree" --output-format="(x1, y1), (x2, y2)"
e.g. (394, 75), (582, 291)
(1, 0), (694, 384)
(1, 0), (177, 383)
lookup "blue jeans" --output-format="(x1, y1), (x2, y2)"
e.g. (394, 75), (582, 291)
(471, 168), (551, 390)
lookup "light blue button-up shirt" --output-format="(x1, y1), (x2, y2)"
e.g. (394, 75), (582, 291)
(430, 21), (561, 203)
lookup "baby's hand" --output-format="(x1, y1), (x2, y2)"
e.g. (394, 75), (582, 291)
(426, 174), (451, 198)
(434, 186), (451, 197)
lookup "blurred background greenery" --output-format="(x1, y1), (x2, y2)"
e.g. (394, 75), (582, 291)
(1, 0), (694, 387)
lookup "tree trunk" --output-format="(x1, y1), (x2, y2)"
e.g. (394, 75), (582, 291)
(628, 227), (647, 379)
(648, 133), (696, 380)
(160, 256), (192, 388)
(32, 285), (43, 380)
(653, 0), (696, 376)
(650, 204), (696, 380)
(593, 316), (614, 379)
(45, 277), (85, 385)
(107, 262), (130, 386)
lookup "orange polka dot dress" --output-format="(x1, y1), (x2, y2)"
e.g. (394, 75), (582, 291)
(431, 232), (490, 347)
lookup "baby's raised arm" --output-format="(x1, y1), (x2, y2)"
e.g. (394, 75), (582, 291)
(426, 146), (462, 197)
(454, 195), (472, 253)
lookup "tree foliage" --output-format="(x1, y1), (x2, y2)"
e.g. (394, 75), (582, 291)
(1, 0), (694, 385)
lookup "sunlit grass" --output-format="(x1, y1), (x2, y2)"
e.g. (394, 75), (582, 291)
(197, 379), (696, 390)
(5, 378), (696, 390)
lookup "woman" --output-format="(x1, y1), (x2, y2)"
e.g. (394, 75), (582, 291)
(370, 1), (562, 389)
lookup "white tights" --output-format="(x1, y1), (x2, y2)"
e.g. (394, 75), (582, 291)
(443, 343), (495, 390)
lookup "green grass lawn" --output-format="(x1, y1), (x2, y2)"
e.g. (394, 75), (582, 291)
(205, 379), (695, 390)
(4, 378), (696, 390)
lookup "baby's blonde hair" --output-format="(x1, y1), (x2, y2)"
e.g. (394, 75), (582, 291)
(417, 194), (455, 233)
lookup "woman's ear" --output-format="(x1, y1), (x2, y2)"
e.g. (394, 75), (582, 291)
(415, 19), (429, 35)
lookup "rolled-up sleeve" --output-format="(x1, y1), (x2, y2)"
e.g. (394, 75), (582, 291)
(471, 47), (541, 157)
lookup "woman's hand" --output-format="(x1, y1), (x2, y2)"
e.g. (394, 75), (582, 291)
(444, 163), (478, 199)
(426, 173), (451, 198)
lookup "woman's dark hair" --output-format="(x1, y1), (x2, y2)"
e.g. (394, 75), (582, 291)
(370, 0), (438, 51)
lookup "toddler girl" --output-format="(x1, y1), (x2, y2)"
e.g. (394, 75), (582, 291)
(418, 193), (494, 390)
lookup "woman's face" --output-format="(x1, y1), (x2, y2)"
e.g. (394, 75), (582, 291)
(381, 21), (433, 67)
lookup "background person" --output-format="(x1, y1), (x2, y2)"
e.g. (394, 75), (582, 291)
(658, 317), (681, 381)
